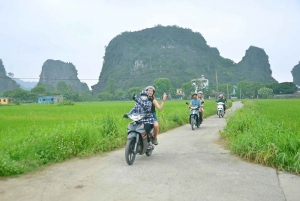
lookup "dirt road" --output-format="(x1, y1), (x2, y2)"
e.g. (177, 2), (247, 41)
(1, 102), (299, 201)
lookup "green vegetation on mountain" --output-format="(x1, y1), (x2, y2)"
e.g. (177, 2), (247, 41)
(38, 59), (89, 93)
(0, 59), (20, 93)
(92, 25), (276, 93)
(291, 62), (300, 86)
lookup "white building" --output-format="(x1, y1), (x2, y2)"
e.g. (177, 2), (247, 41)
(191, 75), (209, 92)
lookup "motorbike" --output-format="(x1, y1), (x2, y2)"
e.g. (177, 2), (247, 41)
(186, 102), (202, 130)
(124, 113), (155, 165)
(217, 102), (225, 118)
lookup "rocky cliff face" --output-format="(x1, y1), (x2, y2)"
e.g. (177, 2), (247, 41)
(291, 62), (300, 86)
(235, 46), (276, 83)
(38, 60), (89, 93)
(91, 26), (277, 93)
(0, 59), (20, 93)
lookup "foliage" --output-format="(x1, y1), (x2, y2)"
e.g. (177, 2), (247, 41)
(153, 78), (174, 98)
(31, 86), (46, 96)
(56, 81), (69, 94)
(266, 82), (298, 94)
(181, 81), (195, 98)
(221, 100), (300, 174)
(258, 87), (273, 99)
(57, 100), (74, 106)
(105, 78), (116, 95)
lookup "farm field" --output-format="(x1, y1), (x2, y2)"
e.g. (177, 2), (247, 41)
(222, 99), (300, 174)
(0, 99), (226, 176)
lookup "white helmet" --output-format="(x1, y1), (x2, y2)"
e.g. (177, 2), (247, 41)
(197, 91), (203, 94)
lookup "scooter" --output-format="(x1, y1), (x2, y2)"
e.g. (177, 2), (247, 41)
(124, 113), (154, 165)
(186, 102), (202, 130)
(217, 102), (225, 118)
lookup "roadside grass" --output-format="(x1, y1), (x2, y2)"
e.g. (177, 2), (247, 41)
(221, 99), (300, 174)
(0, 99), (226, 176)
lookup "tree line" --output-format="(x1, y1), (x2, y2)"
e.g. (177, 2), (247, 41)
(1, 78), (298, 103)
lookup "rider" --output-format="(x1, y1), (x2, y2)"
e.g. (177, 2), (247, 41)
(216, 93), (227, 113)
(197, 91), (205, 122)
(188, 92), (202, 125)
(125, 90), (154, 149)
(145, 86), (167, 145)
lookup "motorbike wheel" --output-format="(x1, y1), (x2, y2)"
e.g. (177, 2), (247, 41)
(191, 117), (195, 130)
(218, 111), (222, 118)
(146, 149), (152, 156)
(125, 138), (136, 165)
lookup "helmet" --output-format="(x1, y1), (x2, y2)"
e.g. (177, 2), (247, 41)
(197, 91), (203, 94)
(145, 86), (155, 94)
(140, 90), (148, 96)
(219, 94), (224, 98)
(192, 92), (197, 96)
(140, 90), (148, 101)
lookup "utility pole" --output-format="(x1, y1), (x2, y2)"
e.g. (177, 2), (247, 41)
(227, 84), (229, 99)
(215, 70), (218, 98)
(240, 88), (242, 99)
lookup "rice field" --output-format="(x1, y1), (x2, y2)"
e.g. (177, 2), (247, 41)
(0, 99), (224, 176)
(221, 99), (300, 174)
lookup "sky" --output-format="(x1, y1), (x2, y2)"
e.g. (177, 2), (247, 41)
(0, 0), (299, 89)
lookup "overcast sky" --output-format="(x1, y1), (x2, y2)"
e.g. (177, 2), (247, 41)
(0, 0), (299, 89)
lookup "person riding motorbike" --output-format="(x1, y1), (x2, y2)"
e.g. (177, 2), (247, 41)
(188, 92), (202, 125)
(125, 90), (154, 149)
(216, 93), (227, 113)
(197, 91), (205, 121)
(145, 86), (167, 145)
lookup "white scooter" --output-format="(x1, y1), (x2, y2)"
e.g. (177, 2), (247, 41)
(217, 102), (225, 118)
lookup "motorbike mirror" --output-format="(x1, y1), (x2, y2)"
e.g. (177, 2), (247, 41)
(185, 102), (189, 105)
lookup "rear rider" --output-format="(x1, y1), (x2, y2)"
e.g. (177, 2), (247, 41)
(216, 94), (227, 113)
(145, 86), (167, 145)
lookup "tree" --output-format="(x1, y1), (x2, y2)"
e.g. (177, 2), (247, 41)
(98, 92), (113, 101)
(181, 81), (195, 98)
(56, 81), (68, 94)
(31, 86), (46, 96)
(7, 72), (14, 78)
(114, 89), (125, 99)
(153, 78), (174, 98)
(125, 87), (143, 99)
(105, 78), (116, 95)
(258, 87), (273, 99)
(278, 82), (297, 94)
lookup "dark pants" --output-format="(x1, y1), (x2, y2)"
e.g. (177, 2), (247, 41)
(144, 124), (154, 142)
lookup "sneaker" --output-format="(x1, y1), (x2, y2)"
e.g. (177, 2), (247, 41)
(147, 142), (153, 150)
(154, 137), (158, 145)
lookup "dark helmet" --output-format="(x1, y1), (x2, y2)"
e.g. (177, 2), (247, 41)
(145, 86), (155, 94)
(140, 90), (148, 96)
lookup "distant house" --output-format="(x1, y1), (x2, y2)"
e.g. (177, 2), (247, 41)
(191, 75), (209, 90)
(0, 97), (13, 105)
(38, 95), (63, 103)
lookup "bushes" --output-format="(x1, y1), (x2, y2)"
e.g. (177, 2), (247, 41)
(221, 100), (300, 174)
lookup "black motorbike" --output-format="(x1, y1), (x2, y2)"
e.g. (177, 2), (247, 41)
(124, 113), (154, 165)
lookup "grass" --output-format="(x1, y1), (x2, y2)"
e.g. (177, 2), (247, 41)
(0, 99), (227, 176)
(221, 99), (300, 174)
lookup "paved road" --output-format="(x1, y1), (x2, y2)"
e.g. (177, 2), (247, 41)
(1, 102), (299, 201)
